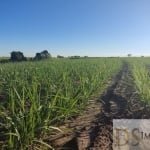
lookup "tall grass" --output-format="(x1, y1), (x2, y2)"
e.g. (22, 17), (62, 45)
(0, 58), (122, 149)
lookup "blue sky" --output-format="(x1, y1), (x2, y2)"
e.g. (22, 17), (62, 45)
(0, 0), (150, 57)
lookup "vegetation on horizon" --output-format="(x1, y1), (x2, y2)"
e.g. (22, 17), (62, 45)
(0, 50), (52, 63)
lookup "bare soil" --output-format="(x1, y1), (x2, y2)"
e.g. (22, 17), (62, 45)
(47, 62), (150, 150)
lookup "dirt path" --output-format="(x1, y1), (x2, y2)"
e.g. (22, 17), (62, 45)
(48, 62), (150, 150)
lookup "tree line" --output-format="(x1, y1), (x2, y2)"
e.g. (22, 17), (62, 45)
(0, 50), (52, 63)
(0, 50), (90, 63)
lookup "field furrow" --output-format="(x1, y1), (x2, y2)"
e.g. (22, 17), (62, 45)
(52, 62), (150, 150)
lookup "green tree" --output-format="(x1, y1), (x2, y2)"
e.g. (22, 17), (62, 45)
(34, 50), (51, 60)
(10, 51), (27, 62)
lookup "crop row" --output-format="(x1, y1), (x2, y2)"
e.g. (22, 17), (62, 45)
(128, 58), (150, 106)
(0, 58), (122, 150)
